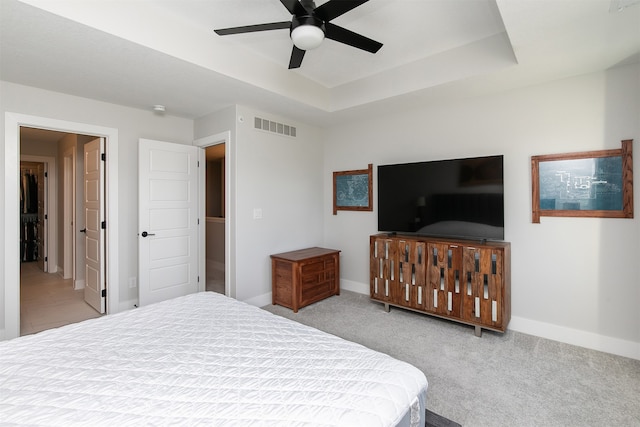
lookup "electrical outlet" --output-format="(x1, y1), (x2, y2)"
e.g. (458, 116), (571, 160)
(253, 208), (263, 219)
(129, 277), (137, 288)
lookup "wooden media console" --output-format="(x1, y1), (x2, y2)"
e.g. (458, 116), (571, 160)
(370, 234), (510, 336)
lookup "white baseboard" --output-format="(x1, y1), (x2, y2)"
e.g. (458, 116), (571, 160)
(74, 279), (85, 290)
(243, 280), (366, 310)
(340, 279), (368, 295)
(242, 280), (367, 310)
(243, 292), (272, 308)
(117, 299), (138, 312)
(509, 316), (639, 360)
(341, 280), (639, 360)
(57, 265), (72, 280)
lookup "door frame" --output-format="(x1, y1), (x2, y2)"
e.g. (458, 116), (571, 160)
(62, 146), (76, 280)
(20, 155), (57, 273)
(194, 131), (234, 298)
(4, 112), (120, 339)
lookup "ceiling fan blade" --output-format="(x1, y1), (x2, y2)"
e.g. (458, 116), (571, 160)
(314, 0), (370, 22)
(288, 46), (306, 69)
(214, 21), (290, 36)
(324, 22), (382, 54)
(280, 0), (309, 17)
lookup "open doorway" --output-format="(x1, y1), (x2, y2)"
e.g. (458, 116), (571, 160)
(4, 112), (120, 340)
(18, 127), (104, 335)
(205, 143), (225, 295)
(194, 131), (233, 299)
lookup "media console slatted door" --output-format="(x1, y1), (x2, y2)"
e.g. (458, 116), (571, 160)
(370, 234), (510, 336)
(426, 242), (462, 318)
(370, 237), (396, 304)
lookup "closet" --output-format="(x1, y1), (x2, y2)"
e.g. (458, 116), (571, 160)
(20, 162), (45, 269)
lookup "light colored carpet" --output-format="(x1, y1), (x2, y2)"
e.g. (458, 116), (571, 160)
(262, 291), (640, 427)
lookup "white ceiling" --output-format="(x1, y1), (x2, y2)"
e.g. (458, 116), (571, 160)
(1, 0), (639, 127)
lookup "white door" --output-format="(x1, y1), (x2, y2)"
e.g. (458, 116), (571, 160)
(138, 139), (200, 306)
(83, 138), (106, 313)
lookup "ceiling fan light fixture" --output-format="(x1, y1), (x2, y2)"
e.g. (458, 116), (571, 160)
(290, 15), (325, 51)
(291, 24), (324, 50)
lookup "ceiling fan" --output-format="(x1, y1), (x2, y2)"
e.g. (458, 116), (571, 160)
(214, 0), (383, 69)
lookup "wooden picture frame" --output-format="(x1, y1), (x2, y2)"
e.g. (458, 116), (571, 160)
(531, 140), (633, 223)
(333, 164), (373, 215)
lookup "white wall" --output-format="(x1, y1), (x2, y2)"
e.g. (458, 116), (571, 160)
(0, 81), (194, 331)
(2, 65), (638, 358)
(195, 105), (325, 305)
(323, 63), (640, 359)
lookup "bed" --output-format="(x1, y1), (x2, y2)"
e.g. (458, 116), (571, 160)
(0, 291), (428, 426)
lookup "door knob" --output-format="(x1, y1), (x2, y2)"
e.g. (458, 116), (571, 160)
(141, 231), (156, 237)
(79, 228), (86, 233)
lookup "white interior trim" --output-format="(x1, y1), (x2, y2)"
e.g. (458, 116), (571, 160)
(4, 112), (119, 339)
(193, 131), (234, 299)
(62, 146), (76, 280)
(509, 316), (640, 361)
(340, 278), (368, 295)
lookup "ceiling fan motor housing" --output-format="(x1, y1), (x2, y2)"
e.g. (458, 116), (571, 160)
(291, 15), (325, 32)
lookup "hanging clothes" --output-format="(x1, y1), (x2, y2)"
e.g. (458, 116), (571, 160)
(29, 172), (38, 213)
(20, 170), (38, 214)
(20, 214), (39, 262)
(20, 169), (40, 262)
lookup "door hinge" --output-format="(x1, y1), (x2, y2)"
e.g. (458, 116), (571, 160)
(101, 221), (106, 229)
(197, 218), (200, 225)
(44, 172), (48, 178)
(101, 153), (106, 161)
(197, 160), (200, 167)
(197, 276), (200, 283)
(101, 289), (106, 298)
(44, 256), (48, 262)
(44, 214), (48, 220)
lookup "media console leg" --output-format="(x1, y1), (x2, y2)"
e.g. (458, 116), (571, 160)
(474, 326), (482, 337)
(384, 303), (390, 313)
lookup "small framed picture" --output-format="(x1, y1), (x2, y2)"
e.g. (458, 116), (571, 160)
(333, 164), (373, 215)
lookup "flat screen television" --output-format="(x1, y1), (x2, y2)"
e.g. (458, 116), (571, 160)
(377, 155), (504, 241)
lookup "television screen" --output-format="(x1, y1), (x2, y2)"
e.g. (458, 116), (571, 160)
(377, 155), (504, 241)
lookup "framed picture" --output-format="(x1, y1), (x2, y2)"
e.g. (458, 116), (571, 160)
(531, 140), (633, 223)
(333, 164), (373, 215)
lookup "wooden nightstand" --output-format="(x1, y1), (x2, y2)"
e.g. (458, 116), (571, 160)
(271, 247), (341, 312)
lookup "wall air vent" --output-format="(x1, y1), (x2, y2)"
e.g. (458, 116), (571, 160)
(254, 117), (296, 138)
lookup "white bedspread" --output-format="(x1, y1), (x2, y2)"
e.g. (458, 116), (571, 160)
(1, 292), (427, 426)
